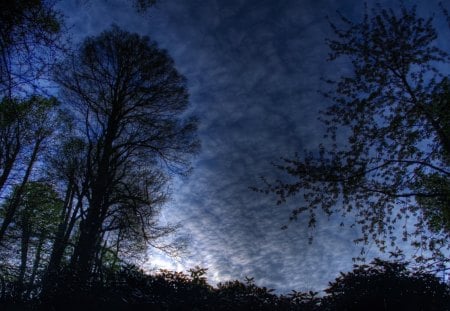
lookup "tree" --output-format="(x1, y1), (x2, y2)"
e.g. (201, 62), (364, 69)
(256, 4), (450, 265)
(53, 25), (199, 286)
(0, 98), (31, 193)
(0, 182), (62, 299)
(0, 0), (63, 97)
(322, 259), (450, 310)
(130, 0), (157, 12)
(0, 95), (60, 244)
(215, 277), (280, 311)
(42, 135), (89, 290)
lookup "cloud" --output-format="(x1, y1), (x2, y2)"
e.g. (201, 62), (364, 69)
(57, 0), (446, 294)
(112, 0), (356, 293)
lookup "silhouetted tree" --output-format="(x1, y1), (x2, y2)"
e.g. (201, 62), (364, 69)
(215, 277), (281, 310)
(131, 0), (157, 12)
(256, 3), (450, 265)
(0, 96), (60, 244)
(0, 182), (62, 299)
(97, 173), (181, 271)
(2, 259), (449, 310)
(322, 258), (450, 310)
(41, 135), (88, 292)
(53, 25), (199, 286)
(0, 0), (63, 97)
(0, 98), (30, 194)
(282, 290), (321, 311)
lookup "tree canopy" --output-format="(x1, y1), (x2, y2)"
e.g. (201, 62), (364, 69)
(322, 259), (450, 310)
(255, 4), (450, 266)
(50, 25), (199, 286)
(0, 0), (199, 301)
(0, 0), (63, 97)
(2, 258), (448, 310)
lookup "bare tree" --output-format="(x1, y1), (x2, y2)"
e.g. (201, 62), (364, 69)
(54, 25), (199, 285)
(0, 0), (63, 97)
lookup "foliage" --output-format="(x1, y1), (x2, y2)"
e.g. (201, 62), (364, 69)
(322, 259), (450, 310)
(0, 95), (60, 243)
(0, 4), (197, 302)
(215, 277), (279, 310)
(1, 259), (448, 310)
(255, 3), (450, 264)
(0, 182), (63, 300)
(3, 0), (194, 306)
(1, 264), (321, 310)
(131, 0), (157, 12)
(0, 0), (63, 96)
(2, 181), (63, 235)
(2, 1), (448, 310)
(50, 25), (199, 286)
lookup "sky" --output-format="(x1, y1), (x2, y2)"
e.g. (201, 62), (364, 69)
(56, 0), (446, 294)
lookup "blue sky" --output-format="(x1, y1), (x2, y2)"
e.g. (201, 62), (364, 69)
(56, 0), (446, 293)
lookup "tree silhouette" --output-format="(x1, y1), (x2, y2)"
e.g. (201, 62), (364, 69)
(0, 96), (60, 244)
(0, 0), (63, 97)
(256, 3), (450, 265)
(53, 25), (199, 286)
(0, 182), (62, 299)
(131, 0), (157, 12)
(322, 258), (450, 310)
(41, 135), (88, 293)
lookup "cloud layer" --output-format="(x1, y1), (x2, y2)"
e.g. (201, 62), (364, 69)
(57, 0), (444, 293)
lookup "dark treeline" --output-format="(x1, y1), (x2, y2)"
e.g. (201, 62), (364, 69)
(1, 258), (449, 310)
(0, 0), (449, 310)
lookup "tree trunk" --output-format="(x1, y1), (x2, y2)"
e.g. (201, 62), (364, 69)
(0, 138), (41, 243)
(26, 231), (45, 298)
(69, 206), (103, 285)
(42, 185), (82, 295)
(69, 116), (117, 285)
(0, 142), (20, 193)
(17, 217), (31, 297)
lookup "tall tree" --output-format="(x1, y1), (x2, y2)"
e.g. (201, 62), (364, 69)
(0, 95), (59, 244)
(256, 4), (450, 265)
(0, 98), (30, 193)
(42, 134), (88, 289)
(54, 26), (199, 285)
(0, 181), (62, 298)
